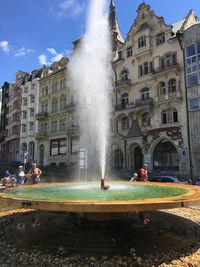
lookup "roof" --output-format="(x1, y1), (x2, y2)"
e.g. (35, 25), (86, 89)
(171, 18), (186, 34)
(126, 120), (142, 138)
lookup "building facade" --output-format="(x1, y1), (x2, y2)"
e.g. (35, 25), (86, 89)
(0, 82), (9, 162)
(5, 71), (27, 162)
(182, 21), (200, 176)
(111, 4), (198, 176)
(19, 70), (41, 164)
(37, 57), (79, 167)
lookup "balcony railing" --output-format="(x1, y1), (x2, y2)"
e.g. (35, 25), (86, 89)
(35, 112), (49, 120)
(135, 98), (154, 106)
(116, 79), (131, 87)
(64, 102), (78, 110)
(115, 98), (153, 111)
(36, 131), (48, 139)
(152, 63), (180, 75)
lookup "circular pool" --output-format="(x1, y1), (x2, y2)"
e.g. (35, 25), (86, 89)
(1, 181), (200, 212)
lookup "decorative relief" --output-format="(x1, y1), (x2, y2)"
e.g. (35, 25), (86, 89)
(142, 126), (184, 153)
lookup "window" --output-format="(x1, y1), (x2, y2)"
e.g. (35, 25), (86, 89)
(127, 47), (132, 57)
(187, 74), (198, 87)
(140, 87), (150, 100)
(22, 124), (26, 133)
(158, 82), (166, 95)
(29, 122), (34, 131)
(24, 87), (28, 93)
(121, 70), (129, 81)
(144, 62), (149, 75)
(51, 120), (57, 133)
(168, 79), (176, 93)
(23, 98), (27, 106)
(30, 109), (34, 117)
(156, 33), (165, 45)
(121, 117), (129, 130)
(138, 35), (146, 48)
(189, 97), (200, 111)
(160, 53), (177, 69)
(121, 93), (129, 108)
(30, 95), (34, 103)
(71, 137), (79, 154)
(22, 111), (27, 119)
(138, 62), (153, 76)
(162, 108), (178, 124)
(50, 139), (67, 156)
(118, 51), (122, 60)
(141, 112), (150, 127)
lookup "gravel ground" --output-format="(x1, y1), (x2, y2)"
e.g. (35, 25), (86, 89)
(0, 208), (200, 267)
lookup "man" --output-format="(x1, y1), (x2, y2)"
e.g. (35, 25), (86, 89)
(139, 164), (148, 181)
(27, 163), (42, 184)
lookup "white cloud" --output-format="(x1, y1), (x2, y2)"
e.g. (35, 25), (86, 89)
(39, 47), (65, 65)
(38, 54), (48, 65)
(15, 47), (33, 57)
(49, 0), (85, 20)
(0, 40), (10, 53)
(51, 53), (64, 62)
(47, 47), (57, 55)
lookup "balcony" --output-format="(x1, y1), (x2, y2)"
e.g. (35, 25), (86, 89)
(66, 123), (80, 133)
(115, 98), (153, 116)
(36, 131), (48, 139)
(116, 79), (131, 89)
(64, 102), (78, 110)
(35, 112), (49, 120)
(152, 63), (180, 76)
(155, 91), (182, 104)
(135, 98), (154, 107)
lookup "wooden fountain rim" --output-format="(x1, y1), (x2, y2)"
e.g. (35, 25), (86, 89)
(0, 181), (200, 213)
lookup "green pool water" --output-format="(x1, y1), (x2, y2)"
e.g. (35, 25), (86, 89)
(3, 183), (189, 202)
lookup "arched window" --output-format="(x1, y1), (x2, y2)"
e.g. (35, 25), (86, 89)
(153, 140), (178, 170)
(168, 79), (176, 93)
(121, 117), (129, 130)
(140, 87), (150, 100)
(162, 108), (178, 124)
(121, 93), (129, 108)
(141, 112), (150, 127)
(120, 69), (129, 82)
(158, 81), (166, 96)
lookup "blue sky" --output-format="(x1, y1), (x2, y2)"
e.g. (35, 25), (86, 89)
(0, 0), (200, 86)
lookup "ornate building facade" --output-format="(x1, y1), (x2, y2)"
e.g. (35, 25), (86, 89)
(110, 4), (198, 176)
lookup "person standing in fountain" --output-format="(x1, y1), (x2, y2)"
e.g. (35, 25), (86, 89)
(138, 164), (148, 181)
(27, 163), (42, 184)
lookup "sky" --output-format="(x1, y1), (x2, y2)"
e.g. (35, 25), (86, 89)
(0, 0), (200, 86)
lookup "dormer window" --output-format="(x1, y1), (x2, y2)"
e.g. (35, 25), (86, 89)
(138, 35), (146, 48)
(156, 33), (165, 45)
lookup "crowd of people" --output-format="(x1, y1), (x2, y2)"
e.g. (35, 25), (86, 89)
(1, 163), (42, 187)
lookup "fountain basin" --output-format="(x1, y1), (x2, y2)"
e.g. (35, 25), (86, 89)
(1, 182), (200, 212)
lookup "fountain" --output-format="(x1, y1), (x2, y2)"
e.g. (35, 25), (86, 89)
(1, 0), (200, 214)
(1, 2), (200, 265)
